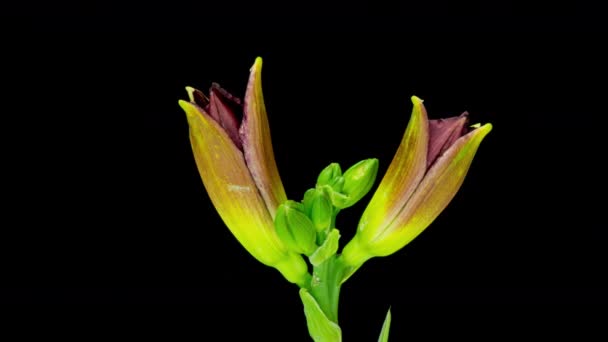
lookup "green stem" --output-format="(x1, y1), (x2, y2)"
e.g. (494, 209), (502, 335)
(330, 208), (340, 231)
(310, 255), (344, 322)
(301, 206), (345, 340)
(309, 207), (343, 321)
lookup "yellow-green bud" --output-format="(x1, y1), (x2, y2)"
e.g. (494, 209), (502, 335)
(316, 163), (342, 188)
(303, 189), (333, 232)
(274, 200), (317, 256)
(340, 158), (379, 208)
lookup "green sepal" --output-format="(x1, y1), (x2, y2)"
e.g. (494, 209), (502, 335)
(309, 229), (341, 266)
(318, 185), (349, 209)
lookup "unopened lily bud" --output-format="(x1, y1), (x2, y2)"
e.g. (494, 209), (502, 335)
(339, 159), (379, 208)
(341, 97), (492, 276)
(179, 57), (310, 286)
(309, 190), (333, 232)
(275, 200), (317, 256)
(316, 163), (342, 188)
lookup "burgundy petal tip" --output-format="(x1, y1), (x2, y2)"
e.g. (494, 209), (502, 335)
(210, 83), (243, 106)
(427, 112), (471, 168)
(185, 86), (209, 109)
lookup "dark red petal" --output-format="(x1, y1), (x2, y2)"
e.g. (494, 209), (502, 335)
(427, 112), (468, 168)
(187, 87), (213, 116)
(209, 83), (243, 150)
(210, 82), (243, 106)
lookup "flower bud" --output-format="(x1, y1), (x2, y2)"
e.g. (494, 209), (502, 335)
(303, 189), (333, 232)
(341, 97), (492, 275)
(338, 159), (379, 208)
(275, 200), (317, 256)
(316, 163), (342, 188)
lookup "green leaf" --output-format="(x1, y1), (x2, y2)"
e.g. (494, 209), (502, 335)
(299, 288), (342, 342)
(309, 229), (341, 266)
(377, 307), (392, 342)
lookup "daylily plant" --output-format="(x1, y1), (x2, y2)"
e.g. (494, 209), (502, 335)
(179, 57), (492, 342)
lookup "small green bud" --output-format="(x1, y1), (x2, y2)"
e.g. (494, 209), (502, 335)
(309, 229), (341, 266)
(316, 163), (342, 187)
(340, 158), (379, 208)
(303, 189), (333, 232)
(310, 191), (333, 232)
(275, 200), (317, 256)
(302, 188), (317, 215)
(303, 189), (332, 232)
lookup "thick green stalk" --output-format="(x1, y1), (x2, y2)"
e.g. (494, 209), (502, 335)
(301, 207), (346, 341)
(311, 208), (343, 321)
(310, 255), (344, 322)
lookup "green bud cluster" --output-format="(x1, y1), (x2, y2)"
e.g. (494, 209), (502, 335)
(274, 158), (379, 263)
(316, 159), (379, 209)
(273, 158), (381, 342)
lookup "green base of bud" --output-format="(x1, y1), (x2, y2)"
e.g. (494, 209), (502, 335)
(274, 252), (311, 286)
(339, 236), (374, 283)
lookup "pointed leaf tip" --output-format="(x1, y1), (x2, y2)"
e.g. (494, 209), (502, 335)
(377, 307), (392, 342)
(411, 95), (424, 104)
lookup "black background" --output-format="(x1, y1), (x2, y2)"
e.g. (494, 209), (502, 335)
(2, 1), (607, 340)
